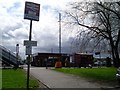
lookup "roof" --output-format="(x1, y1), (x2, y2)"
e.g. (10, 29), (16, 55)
(32, 53), (69, 57)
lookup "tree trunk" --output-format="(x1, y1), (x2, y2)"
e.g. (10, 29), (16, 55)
(114, 30), (120, 67)
(110, 42), (120, 67)
(114, 46), (120, 67)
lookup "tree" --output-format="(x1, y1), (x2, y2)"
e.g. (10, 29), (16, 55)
(64, 1), (120, 67)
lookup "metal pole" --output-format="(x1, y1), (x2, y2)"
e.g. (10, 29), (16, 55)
(59, 13), (61, 54)
(16, 44), (19, 67)
(27, 20), (32, 90)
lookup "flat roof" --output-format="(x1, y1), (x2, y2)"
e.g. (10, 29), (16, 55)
(33, 53), (69, 57)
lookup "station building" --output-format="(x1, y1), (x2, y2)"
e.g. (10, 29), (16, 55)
(31, 53), (70, 67)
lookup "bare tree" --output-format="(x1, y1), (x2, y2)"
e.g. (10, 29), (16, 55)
(64, 1), (120, 67)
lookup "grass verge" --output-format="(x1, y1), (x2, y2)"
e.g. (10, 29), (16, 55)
(54, 67), (117, 81)
(2, 68), (39, 89)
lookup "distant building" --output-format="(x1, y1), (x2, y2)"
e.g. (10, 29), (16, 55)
(31, 53), (70, 67)
(71, 53), (94, 68)
(93, 53), (112, 67)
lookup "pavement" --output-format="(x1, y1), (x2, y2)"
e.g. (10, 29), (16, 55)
(23, 67), (120, 90)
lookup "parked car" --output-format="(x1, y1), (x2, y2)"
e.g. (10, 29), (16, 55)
(116, 67), (120, 83)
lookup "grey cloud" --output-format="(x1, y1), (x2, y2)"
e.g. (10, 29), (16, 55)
(7, 2), (21, 13)
(2, 22), (23, 33)
(1, 0), (77, 59)
(33, 37), (75, 54)
(2, 33), (14, 40)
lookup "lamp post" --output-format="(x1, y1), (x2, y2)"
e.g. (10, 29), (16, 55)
(16, 44), (19, 67)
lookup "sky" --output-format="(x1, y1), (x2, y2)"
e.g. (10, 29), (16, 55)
(0, 0), (77, 59)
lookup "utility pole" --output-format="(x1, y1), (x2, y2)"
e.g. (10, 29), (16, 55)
(58, 13), (61, 54)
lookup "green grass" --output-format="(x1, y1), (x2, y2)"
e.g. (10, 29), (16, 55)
(54, 67), (117, 81)
(2, 68), (39, 89)
(0, 69), (2, 89)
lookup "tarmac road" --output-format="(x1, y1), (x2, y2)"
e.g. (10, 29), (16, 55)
(24, 67), (119, 90)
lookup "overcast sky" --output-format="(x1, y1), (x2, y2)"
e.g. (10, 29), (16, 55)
(0, 0), (78, 59)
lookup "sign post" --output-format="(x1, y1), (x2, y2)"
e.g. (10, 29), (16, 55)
(24, 1), (40, 90)
(27, 20), (32, 90)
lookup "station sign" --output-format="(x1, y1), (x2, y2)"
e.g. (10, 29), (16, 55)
(24, 1), (40, 21)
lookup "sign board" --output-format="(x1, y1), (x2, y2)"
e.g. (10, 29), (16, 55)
(24, 1), (40, 21)
(24, 40), (37, 46)
(24, 40), (37, 55)
(26, 45), (32, 55)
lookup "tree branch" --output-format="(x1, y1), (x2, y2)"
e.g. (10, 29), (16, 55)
(97, 2), (120, 20)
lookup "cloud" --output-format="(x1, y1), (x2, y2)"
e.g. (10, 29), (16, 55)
(0, 0), (76, 59)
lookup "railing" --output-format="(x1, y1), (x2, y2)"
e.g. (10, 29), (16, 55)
(0, 45), (16, 57)
(0, 45), (18, 66)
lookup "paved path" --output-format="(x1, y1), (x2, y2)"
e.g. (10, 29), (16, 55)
(25, 67), (115, 89)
